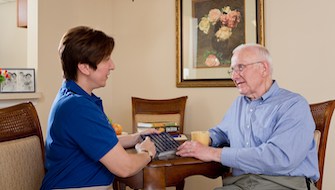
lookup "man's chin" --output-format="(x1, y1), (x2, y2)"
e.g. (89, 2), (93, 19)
(238, 88), (246, 95)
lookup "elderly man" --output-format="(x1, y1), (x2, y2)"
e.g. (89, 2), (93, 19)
(177, 44), (319, 190)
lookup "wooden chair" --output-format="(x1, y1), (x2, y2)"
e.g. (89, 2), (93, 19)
(131, 96), (188, 134)
(0, 102), (45, 190)
(310, 99), (335, 190)
(131, 96), (187, 190)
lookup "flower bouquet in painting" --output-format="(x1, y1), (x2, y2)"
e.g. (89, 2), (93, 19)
(193, 0), (245, 68)
(199, 6), (241, 42)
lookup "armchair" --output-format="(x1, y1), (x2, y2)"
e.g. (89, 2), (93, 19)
(0, 102), (45, 189)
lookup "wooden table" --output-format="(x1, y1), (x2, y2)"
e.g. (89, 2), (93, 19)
(113, 155), (229, 190)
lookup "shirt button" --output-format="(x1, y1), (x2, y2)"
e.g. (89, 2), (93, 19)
(250, 109), (253, 112)
(246, 125), (250, 128)
(246, 142), (249, 146)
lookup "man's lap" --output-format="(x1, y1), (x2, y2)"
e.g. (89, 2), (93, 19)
(214, 174), (317, 190)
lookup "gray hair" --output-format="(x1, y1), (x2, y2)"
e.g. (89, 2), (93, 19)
(233, 43), (273, 74)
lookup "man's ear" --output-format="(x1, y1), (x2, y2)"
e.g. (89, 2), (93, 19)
(77, 63), (90, 75)
(260, 61), (269, 77)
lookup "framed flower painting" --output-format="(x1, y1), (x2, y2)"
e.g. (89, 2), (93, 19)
(176, 0), (265, 87)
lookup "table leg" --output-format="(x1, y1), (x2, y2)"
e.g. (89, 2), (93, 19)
(143, 167), (166, 190)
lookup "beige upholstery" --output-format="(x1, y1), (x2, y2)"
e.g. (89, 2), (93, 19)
(0, 136), (44, 189)
(313, 130), (321, 153)
(0, 102), (45, 190)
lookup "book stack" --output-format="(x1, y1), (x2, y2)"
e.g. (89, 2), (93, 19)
(137, 121), (180, 135)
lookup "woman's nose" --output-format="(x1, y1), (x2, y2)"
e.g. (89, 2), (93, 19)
(110, 60), (115, 70)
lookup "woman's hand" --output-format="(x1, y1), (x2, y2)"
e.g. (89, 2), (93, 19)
(139, 128), (160, 135)
(118, 128), (158, 148)
(135, 136), (157, 159)
(132, 128), (160, 144)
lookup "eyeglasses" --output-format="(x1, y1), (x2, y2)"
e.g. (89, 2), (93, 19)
(227, 61), (262, 76)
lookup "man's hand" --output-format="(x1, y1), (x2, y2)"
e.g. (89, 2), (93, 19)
(176, 141), (222, 162)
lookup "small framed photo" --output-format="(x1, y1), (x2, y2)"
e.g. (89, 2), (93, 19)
(0, 68), (35, 93)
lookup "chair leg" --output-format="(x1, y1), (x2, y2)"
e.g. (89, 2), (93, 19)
(176, 180), (185, 190)
(112, 181), (126, 190)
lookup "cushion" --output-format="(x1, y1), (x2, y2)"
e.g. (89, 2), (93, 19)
(0, 136), (44, 189)
(314, 130), (321, 153)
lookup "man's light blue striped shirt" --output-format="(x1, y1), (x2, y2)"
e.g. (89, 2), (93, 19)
(209, 81), (319, 181)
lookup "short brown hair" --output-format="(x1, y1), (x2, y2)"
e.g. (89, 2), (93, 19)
(58, 26), (115, 80)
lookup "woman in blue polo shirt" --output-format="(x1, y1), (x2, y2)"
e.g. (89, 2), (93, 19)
(40, 26), (156, 190)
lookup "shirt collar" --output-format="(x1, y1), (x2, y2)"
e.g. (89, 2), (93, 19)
(261, 80), (279, 101)
(62, 80), (101, 102)
(243, 80), (279, 102)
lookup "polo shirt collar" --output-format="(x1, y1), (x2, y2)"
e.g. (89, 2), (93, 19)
(63, 80), (101, 102)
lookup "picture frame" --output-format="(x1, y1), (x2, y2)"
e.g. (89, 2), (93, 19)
(176, 0), (265, 87)
(0, 68), (35, 93)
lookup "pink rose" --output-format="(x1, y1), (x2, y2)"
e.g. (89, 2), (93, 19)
(208, 9), (222, 24)
(226, 10), (241, 28)
(219, 14), (228, 26)
(205, 54), (220, 67)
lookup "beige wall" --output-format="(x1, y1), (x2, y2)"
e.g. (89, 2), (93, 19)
(3, 0), (335, 189)
(0, 2), (27, 68)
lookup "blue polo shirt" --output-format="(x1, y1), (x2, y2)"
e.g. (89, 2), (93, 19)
(40, 80), (118, 189)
